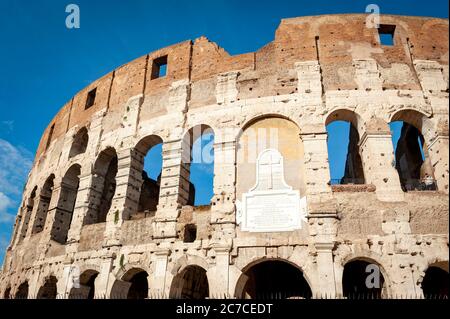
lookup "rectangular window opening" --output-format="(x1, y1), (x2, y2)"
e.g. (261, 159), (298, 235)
(378, 24), (396, 46)
(85, 88), (97, 109)
(183, 224), (197, 243)
(151, 55), (168, 80)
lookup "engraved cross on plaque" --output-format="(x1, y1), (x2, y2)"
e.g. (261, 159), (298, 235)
(259, 152), (281, 190)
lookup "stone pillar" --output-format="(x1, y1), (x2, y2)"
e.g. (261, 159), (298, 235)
(96, 257), (114, 298)
(66, 169), (94, 251)
(151, 249), (171, 297)
(207, 245), (231, 298)
(210, 129), (238, 240)
(11, 208), (24, 247)
(37, 177), (64, 257)
(427, 134), (449, 192)
(314, 243), (337, 298)
(216, 72), (238, 104)
(300, 127), (333, 204)
(25, 187), (50, 240)
(104, 147), (142, 246)
(301, 126), (338, 298)
(154, 138), (185, 240)
(414, 60), (448, 93)
(353, 59), (382, 91)
(27, 269), (41, 298)
(359, 131), (405, 202)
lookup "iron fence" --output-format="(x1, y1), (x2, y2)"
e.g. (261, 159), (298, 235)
(3, 292), (448, 300)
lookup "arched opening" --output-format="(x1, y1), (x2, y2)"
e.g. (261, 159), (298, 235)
(110, 268), (149, 299)
(69, 127), (89, 158)
(83, 148), (118, 225)
(31, 175), (55, 234)
(235, 260), (312, 299)
(390, 110), (436, 191)
(15, 282), (28, 299)
(69, 270), (99, 299)
(421, 263), (449, 299)
(51, 164), (81, 244)
(181, 125), (215, 206)
(169, 265), (209, 299)
(236, 117), (306, 226)
(19, 186), (37, 242)
(342, 259), (386, 299)
(133, 135), (163, 220)
(3, 287), (11, 299)
(37, 276), (58, 299)
(326, 110), (365, 185)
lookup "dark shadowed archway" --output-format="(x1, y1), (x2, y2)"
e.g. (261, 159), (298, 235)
(422, 263), (449, 299)
(69, 269), (99, 299)
(110, 268), (149, 299)
(37, 276), (58, 299)
(169, 265), (209, 299)
(235, 260), (312, 299)
(83, 148), (118, 225)
(15, 282), (29, 299)
(343, 259), (385, 299)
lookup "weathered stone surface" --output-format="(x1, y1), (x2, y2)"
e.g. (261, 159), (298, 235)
(1, 14), (448, 299)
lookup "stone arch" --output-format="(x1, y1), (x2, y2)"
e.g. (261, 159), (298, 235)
(83, 147), (118, 225)
(419, 259), (449, 299)
(171, 254), (210, 275)
(389, 108), (435, 142)
(3, 286), (11, 299)
(180, 124), (215, 206)
(240, 113), (300, 134)
(69, 269), (99, 299)
(50, 164), (81, 244)
(31, 174), (55, 235)
(69, 127), (89, 159)
(325, 108), (365, 137)
(110, 267), (149, 299)
(37, 275), (58, 299)
(234, 258), (313, 299)
(18, 185), (37, 242)
(169, 264), (210, 299)
(339, 252), (392, 297)
(236, 115), (306, 203)
(132, 134), (164, 220)
(325, 108), (366, 185)
(389, 109), (437, 191)
(14, 281), (29, 299)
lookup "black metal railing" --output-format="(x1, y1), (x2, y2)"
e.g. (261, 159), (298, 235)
(5, 292), (448, 300)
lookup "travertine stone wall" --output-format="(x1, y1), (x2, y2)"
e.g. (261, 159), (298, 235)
(0, 14), (448, 299)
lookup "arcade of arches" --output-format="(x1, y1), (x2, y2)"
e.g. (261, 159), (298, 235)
(8, 259), (448, 299)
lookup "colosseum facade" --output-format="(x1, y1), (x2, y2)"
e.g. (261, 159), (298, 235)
(0, 14), (448, 299)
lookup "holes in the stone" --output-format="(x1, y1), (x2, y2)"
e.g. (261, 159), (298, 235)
(378, 24), (396, 46)
(85, 88), (97, 110)
(151, 55), (168, 79)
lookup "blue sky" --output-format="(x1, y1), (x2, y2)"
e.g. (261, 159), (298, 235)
(0, 0), (448, 262)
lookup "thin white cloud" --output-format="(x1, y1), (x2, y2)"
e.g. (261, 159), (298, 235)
(0, 139), (33, 225)
(0, 192), (15, 223)
(0, 233), (10, 257)
(1, 121), (14, 133)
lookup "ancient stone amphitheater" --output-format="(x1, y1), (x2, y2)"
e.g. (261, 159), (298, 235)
(0, 14), (448, 299)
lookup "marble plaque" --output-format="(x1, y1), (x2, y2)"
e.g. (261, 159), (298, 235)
(237, 149), (307, 232)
